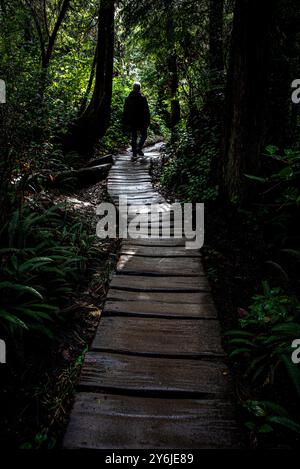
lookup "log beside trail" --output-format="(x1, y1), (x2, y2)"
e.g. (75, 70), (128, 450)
(52, 163), (111, 187)
(85, 154), (113, 167)
(25, 163), (112, 192)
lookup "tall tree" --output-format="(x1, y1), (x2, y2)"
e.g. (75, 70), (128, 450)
(222, 0), (275, 201)
(23, 0), (70, 70)
(208, 0), (224, 91)
(266, 0), (300, 148)
(164, 0), (180, 131)
(66, 0), (115, 155)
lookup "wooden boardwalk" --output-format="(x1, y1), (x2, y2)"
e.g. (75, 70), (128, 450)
(63, 145), (241, 449)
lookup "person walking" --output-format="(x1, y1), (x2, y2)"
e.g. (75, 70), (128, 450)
(123, 82), (150, 158)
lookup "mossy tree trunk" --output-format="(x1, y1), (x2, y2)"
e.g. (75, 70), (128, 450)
(222, 0), (274, 202)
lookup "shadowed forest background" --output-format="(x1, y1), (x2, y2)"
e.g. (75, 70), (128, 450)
(1, 0), (300, 449)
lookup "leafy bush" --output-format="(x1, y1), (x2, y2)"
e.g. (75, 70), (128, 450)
(161, 127), (219, 202)
(0, 202), (98, 340)
(227, 281), (300, 432)
(239, 281), (298, 328)
(244, 400), (300, 436)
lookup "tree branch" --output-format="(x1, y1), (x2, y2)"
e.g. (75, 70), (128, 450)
(42, 0), (70, 68)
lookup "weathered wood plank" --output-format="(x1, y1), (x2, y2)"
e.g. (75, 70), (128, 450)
(108, 175), (151, 180)
(92, 317), (224, 357)
(110, 275), (208, 291)
(107, 182), (153, 187)
(109, 170), (148, 175)
(113, 197), (165, 205)
(63, 146), (241, 450)
(119, 246), (201, 258)
(79, 352), (231, 396)
(121, 237), (187, 247)
(111, 192), (160, 198)
(104, 300), (217, 318)
(106, 289), (212, 304)
(117, 255), (204, 276)
(63, 393), (241, 449)
(103, 300), (217, 319)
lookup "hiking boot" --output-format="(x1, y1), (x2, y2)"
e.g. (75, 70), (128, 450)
(137, 149), (144, 156)
(132, 151), (138, 160)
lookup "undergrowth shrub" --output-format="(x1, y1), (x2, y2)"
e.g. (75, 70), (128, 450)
(161, 127), (219, 202)
(0, 201), (98, 343)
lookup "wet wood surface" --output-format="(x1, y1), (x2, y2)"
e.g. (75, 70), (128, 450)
(64, 144), (241, 449)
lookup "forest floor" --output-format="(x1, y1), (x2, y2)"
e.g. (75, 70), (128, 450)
(0, 180), (119, 449)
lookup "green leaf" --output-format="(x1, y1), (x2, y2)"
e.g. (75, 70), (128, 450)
(281, 354), (300, 398)
(0, 282), (44, 300)
(258, 424), (274, 433)
(229, 348), (252, 358)
(244, 174), (267, 183)
(278, 167), (294, 180)
(267, 416), (300, 434)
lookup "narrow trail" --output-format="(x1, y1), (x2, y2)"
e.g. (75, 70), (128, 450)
(63, 144), (241, 449)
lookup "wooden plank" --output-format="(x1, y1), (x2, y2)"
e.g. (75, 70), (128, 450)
(107, 175), (152, 181)
(107, 182), (153, 187)
(110, 275), (208, 291)
(108, 183), (153, 189)
(106, 289), (212, 304)
(113, 197), (165, 204)
(112, 165), (148, 171)
(119, 245), (201, 258)
(92, 317), (224, 357)
(108, 174), (150, 178)
(121, 237), (187, 247)
(104, 299), (217, 319)
(126, 212), (176, 219)
(79, 352), (231, 396)
(109, 189), (154, 194)
(109, 183), (152, 187)
(117, 255), (204, 276)
(121, 231), (184, 239)
(109, 170), (148, 175)
(63, 393), (241, 449)
(110, 192), (159, 198)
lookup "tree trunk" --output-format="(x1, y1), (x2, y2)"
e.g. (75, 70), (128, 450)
(23, 0), (70, 95)
(207, 0), (224, 187)
(266, 0), (300, 148)
(78, 45), (98, 116)
(163, 0), (180, 131)
(41, 0), (70, 69)
(222, 0), (275, 202)
(66, 0), (115, 155)
(209, 0), (224, 88)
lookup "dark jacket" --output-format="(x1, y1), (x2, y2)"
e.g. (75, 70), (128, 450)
(123, 90), (150, 129)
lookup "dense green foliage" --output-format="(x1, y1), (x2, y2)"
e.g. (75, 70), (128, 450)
(0, 202), (98, 339)
(1, 0), (300, 449)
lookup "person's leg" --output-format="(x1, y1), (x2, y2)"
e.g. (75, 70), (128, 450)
(138, 128), (147, 154)
(131, 128), (138, 155)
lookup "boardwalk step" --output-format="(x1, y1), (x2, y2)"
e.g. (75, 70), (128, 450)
(63, 146), (241, 449)
(104, 300), (218, 319)
(79, 352), (231, 396)
(91, 317), (224, 357)
(106, 289), (212, 305)
(63, 393), (241, 449)
(119, 245), (201, 258)
(110, 275), (209, 291)
(117, 255), (204, 276)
